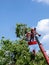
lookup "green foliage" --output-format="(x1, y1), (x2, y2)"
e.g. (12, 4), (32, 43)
(15, 24), (31, 38)
(0, 38), (47, 65)
(0, 23), (48, 65)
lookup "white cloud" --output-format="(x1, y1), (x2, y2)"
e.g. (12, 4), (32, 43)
(36, 19), (49, 34)
(41, 34), (49, 50)
(41, 34), (49, 43)
(32, 0), (49, 5)
(46, 50), (49, 56)
(36, 19), (49, 50)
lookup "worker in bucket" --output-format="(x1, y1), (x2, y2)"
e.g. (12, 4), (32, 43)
(30, 28), (41, 42)
(29, 27), (41, 59)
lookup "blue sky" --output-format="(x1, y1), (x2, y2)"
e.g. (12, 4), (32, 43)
(0, 0), (49, 39)
(0, 0), (49, 54)
(0, 0), (49, 40)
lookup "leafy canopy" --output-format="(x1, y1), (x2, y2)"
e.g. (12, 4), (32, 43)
(0, 23), (47, 65)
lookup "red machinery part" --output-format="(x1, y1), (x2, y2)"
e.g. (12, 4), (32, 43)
(39, 43), (49, 65)
(35, 36), (49, 65)
(28, 41), (37, 45)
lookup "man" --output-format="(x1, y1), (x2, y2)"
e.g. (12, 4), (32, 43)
(30, 28), (41, 57)
(30, 28), (41, 42)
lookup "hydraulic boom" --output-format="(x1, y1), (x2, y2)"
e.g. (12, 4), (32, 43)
(35, 36), (49, 65)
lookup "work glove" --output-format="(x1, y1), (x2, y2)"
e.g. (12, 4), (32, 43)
(39, 34), (41, 37)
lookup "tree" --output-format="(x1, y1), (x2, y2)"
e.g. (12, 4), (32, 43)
(0, 23), (47, 65)
(15, 24), (31, 38)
